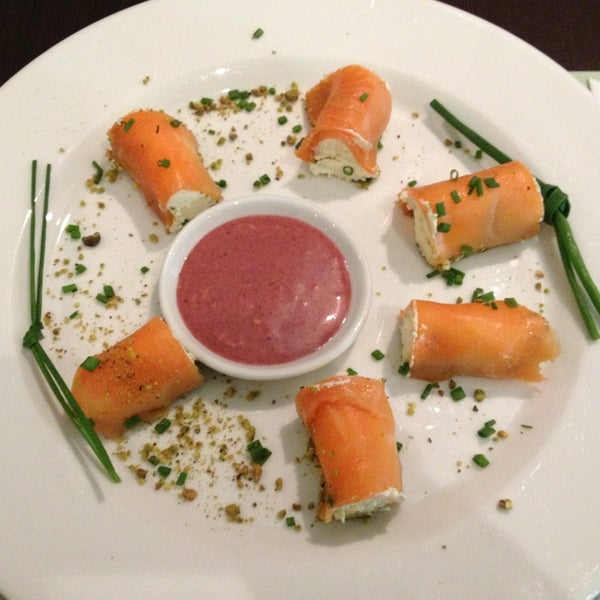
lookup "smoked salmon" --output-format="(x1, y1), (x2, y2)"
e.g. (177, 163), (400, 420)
(71, 317), (203, 438)
(399, 299), (560, 382)
(295, 65), (392, 181)
(295, 375), (402, 523)
(398, 161), (543, 270)
(108, 109), (222, 233)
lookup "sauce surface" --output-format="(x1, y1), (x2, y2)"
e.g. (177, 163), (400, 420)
(176, 214), (351, 365)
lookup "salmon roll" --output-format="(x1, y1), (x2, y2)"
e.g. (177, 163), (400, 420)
(295, 65), (392, 181)
(398, 161), (543, 270)
(108, 109), (222, 233)
(399, 299), (560, 382)
(71, 317), (203, 438)
(295, 375), (403, 523)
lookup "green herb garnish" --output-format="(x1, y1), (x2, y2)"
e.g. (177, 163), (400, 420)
(80, 356), (100, 372)
(22, 161), (119, 482)
(472, 453), (490, 468)
(247, 439), (272, 465)
(430, 98), (600, 339)
(370, 349), (385, 361)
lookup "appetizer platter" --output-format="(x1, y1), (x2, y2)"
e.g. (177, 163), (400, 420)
(2, 1), (600, 598)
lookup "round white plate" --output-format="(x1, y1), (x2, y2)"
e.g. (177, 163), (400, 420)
(2, 1), (599, 599)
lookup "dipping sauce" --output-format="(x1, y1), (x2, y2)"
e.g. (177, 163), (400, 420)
(176, 214), (352, 365)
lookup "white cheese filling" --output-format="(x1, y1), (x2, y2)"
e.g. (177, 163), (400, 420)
(167, 189), (219, 233)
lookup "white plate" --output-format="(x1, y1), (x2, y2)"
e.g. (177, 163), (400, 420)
(2, 1), (600, 598)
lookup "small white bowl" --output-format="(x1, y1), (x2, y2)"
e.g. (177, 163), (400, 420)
(158, 195), (371, 380)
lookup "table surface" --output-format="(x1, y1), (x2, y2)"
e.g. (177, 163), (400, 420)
(1, 0), (600, 87)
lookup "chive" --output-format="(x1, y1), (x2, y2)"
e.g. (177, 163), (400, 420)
(450, 190), (461, 204)
(80, 356), (100, 372)
(74, 263), (86, 274)
(124, 414), (141, 429)
(359, 92), (369, 102)
(454, 140), (462, 148)
(62, 283), (77, 294)
(477, 425), (496, 438)
(285, 516), (296, 527)
(155, 417), (172, 434)
(478, 291), (495, 304)
(346, 367), (358, 376)
(200, 97), (214, 105)
(342, 166), (354, 176)
(504, 297), (519, 307)
(484, 177), (500, 188)
(69, 310), (78, 319)
(91, 161), (104, 185)
(371, 349), (385, 361)
(472, 454), (490, 468)
(421, 383), (434, 399)
(66, 224), (81, 239)
(157, 158), (171, 168)
(277, 115), (288, 125)
(96, 293), (108, 304)
(252, 27), (264, 39)
(521, 424), (533, 429)
(459, 245), (473, 258)
(292, 124), (302, 133)
(253, 173), (271, 188)
(216, 179), (227, 188)
(103, 284), (115, 298)
(484, 419), (496, 427)
(140, 266), (150, 274)
(157, 465), (172, 479)
(22, 161), (119, 482)
(475, 149), (483, 159)
(398, 362), (410, 376)
(435, 202), (446, 217)
(471, 287), (484, 301)
(396, 441), (403, 452)
(176, 471), (188, 486)
(147, 455), (160, 466)
(450, 386), (466, 401)
(247, 439), (272, 465)
(441, 267), (465, 286)
(123, 118), (134, 132)
(408, 179), (418, 187)
(430, 98), (600, 340)
(170, 119), (182, 127)
(467, 175), (483, 197)
(437, 222), (451, 233)
(244, 101), (257, 112)
(426, 269), (440, 279)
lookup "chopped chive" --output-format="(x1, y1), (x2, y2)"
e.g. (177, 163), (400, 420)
(244, 101), (257, 112)
(408, 179), (418, 187)
(478, 291), (495, 303)
(474, 149), (483, 159)
(124, 414), (141, 429)
(435, 202), (446, 217)
(342, 165), (354, 176)
(477, 425), (496, 438)
(200, 97), (214, 105)
(454, 140), (462, 148)
(471, 287), (484, 301)
(91, 161), (103, 185)
(421, 383), (435, 399)
(66, 224), (81, 239)
(426, 269), (440, 279)
(253, 173), (271, 188)
(472, 453), (490, 468)
(398, 362), (410, 376)
(292, 124), (302, 133)
(62, 283), (77, 294)
(147, 455), (160, 466)
(140, 266), (150, 274)
(441, 267), (465, 286)
(277, 115), (288, 125)
(485, 419), (497, 427)
(450, 386), (466, 401)
(247, 439), (272, 465)
(175, 471), (188, 486)
(467, 175), (483, 197)
(216, 179), (227, 188)
(450, 190), (461, 204)
(521, 424), (533, 429)
(359, 92), (369, 102)
(80, 356), (100, 372)
(157, 158), (171, 168)
(154, 417), (172, 434)
(285, 516), (296, 527)
(69, 310), (79, 319)
(437, 222), (452, 233)
(484, 177), (500, 188)
(396, 441), (403, 452)
(157, 465), (172, 479)
(95, 293), (108, 304)
(346, 367), (358, 376)
(504, 297), (519, 307)
(252, 27), (264, 39)
(170, 119), (182, 127)
(460, 244), (473, 257)
(74, 263), (87, 274)
(123, 118), (134, 132)
(103, 284), (115, 298)
(370, 349), (385, 361)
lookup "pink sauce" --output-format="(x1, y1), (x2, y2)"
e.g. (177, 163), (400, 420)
(176, 214), (351, 365)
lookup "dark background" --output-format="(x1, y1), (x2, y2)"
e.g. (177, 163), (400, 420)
(2, 1), (599, 87)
